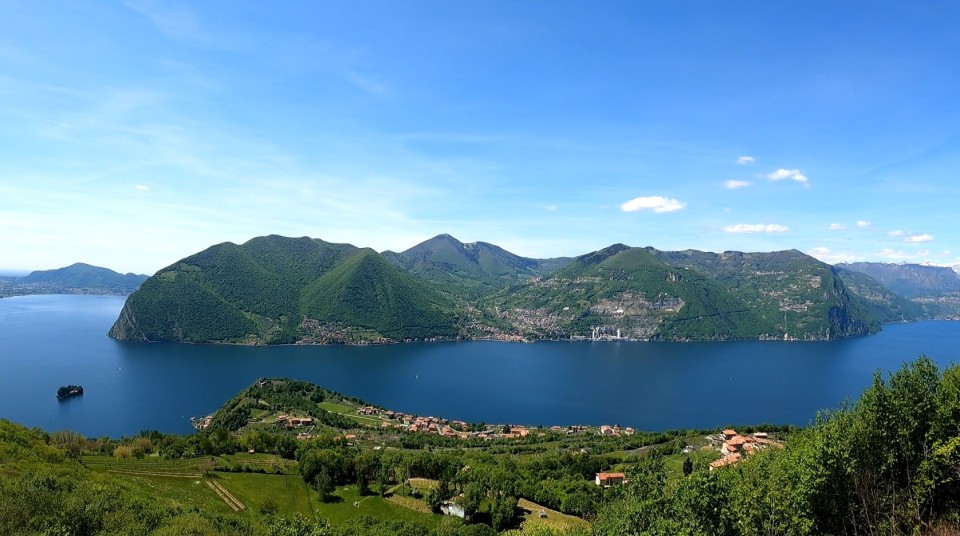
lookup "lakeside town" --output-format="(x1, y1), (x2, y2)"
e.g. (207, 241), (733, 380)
(196, 400), (783, 475)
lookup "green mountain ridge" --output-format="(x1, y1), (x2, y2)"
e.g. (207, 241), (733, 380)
(109, 234), (930, 344)
(839, 261), (960, 298)
(382, 233), (571, 298)
(0, 262), (147, 297)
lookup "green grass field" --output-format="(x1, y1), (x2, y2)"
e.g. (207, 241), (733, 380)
(313, 484), (443, 527)
(318, 401), (388, 426)
(663, 446), (720, 481)
(517, 498), (590, 533)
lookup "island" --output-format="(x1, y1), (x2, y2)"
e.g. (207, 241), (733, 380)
(56, 385), (84, 400)
(108, 233), (960, 346)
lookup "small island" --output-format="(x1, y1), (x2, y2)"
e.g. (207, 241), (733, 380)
(56, 385), (83, 400)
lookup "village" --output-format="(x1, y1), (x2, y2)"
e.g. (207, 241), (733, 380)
(707, 428), (784, 470)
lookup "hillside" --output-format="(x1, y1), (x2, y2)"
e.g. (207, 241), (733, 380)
(484, 245), (878, 341)
(0, 262), (147, 297)
(111, 234), (918, 344)
(109, 235), (456, 344)
(834, 266), (928, 322)
(839, 262), (960, 298)
(2, 357), (960, 535)
(383, 234), (571, 298)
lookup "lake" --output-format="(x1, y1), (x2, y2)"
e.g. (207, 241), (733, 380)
(1, 294), (958, 438)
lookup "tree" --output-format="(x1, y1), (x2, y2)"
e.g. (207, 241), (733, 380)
(460, 481), (485, 520)
(682, 456), (693, 476)
(266, 513), (331, 536)
(490, 495), (518, 531)
(314, 470), (335, 502)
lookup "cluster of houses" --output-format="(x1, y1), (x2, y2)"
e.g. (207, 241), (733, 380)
(598, 424), (635, 436)
(358, 405), (538, 441)
(191, 415), (214, 430)
(709, 429), (781, 470)
(274, 414), (316, 440)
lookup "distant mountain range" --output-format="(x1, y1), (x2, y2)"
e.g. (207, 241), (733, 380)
(0, 263), (148, 297)
(108, 234), (959, 345)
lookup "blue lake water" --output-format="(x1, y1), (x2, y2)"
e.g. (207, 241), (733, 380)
(1, 294), (959, 438)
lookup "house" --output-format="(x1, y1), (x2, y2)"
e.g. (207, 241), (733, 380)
(709, 453), (741, 471)
(722, 429), (738, 440)
(722, 436), (747, 455)
(440, 500), (468, 520)
(595, 472), (626, 487)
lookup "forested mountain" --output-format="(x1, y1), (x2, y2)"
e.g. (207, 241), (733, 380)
(834, 266), (929, 322)
(109, 236), (456, 344)
(485, 245), (879, 341)
(0, 262), (147, 297)
(110, 234), (928, 344)
(839, 262), (960, 298)
(383, 233), (571, 298)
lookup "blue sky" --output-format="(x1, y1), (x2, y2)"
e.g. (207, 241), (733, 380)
(2, 1), (959, 274)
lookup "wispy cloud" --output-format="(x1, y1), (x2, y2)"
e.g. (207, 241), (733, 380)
(876, 248), (912, 259)
(620, 196), (685, 213)
(724, 180), (751, 189)
(135, 185), (150, 191)
(544, 205), (558, 211)
(856, 220), (872, 228)
(724, 223), (789, 233)
(344, 70), (391, 96)
(829, 223), (846, 230)
(889, 230), (933, 242)
(737, 156), (755, 165)
(808, 246), (857, 264)
(767, 168), (809, 186)
(123, 0), (239, 49)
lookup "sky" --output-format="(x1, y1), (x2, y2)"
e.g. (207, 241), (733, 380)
(2, 1), (960, 275)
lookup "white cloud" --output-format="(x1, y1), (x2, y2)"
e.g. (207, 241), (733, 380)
(620, 196), (685, 213)
(724, 180), (751, 189)
(135, 184), (150, 191)
(907, 233), (933, 243)
(829, 223), (846, 231)
(767, 168), (809, 185)
(890, 230), (934, 242)
(737, 156), (755, 165)
(876, 248), (913, 259)
(724, 223), (790, 233)
(856, 220), (872, 228)
(807, 246), (857, 264)
(544, 205), (557, 211)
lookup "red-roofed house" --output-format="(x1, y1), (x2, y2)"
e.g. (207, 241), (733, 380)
(595, 472), (626, 487)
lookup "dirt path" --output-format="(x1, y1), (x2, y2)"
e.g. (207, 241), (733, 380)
(206, 480), (245, 512)
(108, 469), (202, 478)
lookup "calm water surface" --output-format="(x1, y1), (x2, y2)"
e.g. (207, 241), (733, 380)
(2, 294), (959, 437)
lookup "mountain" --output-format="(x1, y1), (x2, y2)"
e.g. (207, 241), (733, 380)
(111, 234), (911, 344)
(838, 262), (960, 298)
(383, 233), (571, 297)
(0, 262), (147, 297)
(484, 245), (878, 341)
(834, 266), (928, 322)
(109, 235), (457, 344)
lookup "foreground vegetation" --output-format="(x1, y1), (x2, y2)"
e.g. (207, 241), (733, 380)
(2, 356), (959, 535)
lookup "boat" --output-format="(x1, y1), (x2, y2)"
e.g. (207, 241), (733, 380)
(56, 385), (84, 400)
